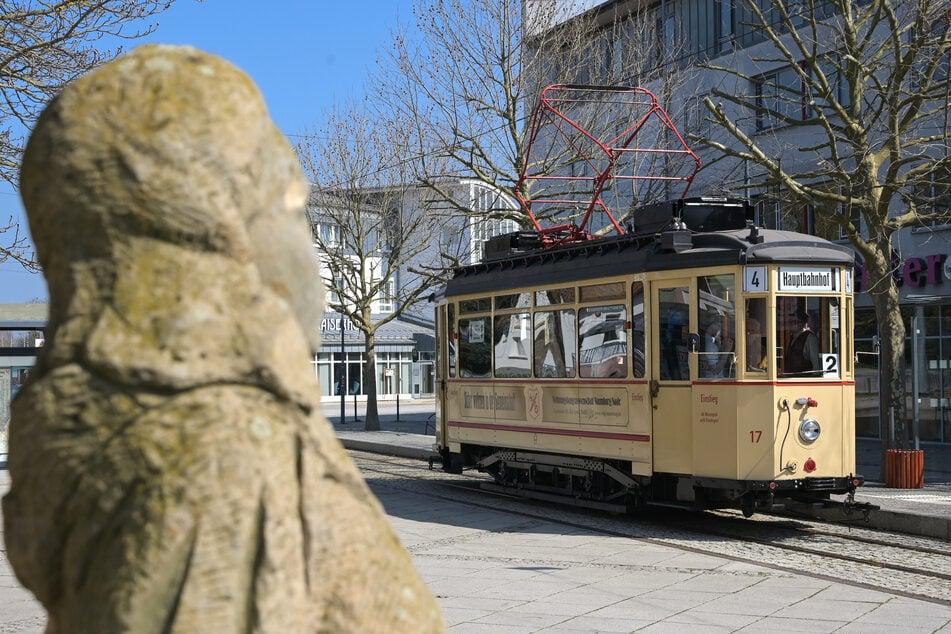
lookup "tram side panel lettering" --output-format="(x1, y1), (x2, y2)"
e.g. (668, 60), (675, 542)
(456, 385), (526, 421)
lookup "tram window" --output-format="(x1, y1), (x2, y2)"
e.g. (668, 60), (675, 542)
(698, 274), (736, 380)
(580, 281), (625, 303)
(533, 309), (577, 378)
(659, 287), (690, 380)
(631, 282), (645, 378)
(495, 292), (531, 310)
(579, 304), (628, 378)
(459, 297), (491, 314)
(536, 287), (575, 306)
(494, 313), (531, 378)
(745, 298), (768, 374)
(448, 303), (456, 378)
(777, 296), (842, 378)
(458, 316), (491, 378)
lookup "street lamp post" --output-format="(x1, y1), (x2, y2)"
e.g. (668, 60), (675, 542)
(339, 317), (345, 425)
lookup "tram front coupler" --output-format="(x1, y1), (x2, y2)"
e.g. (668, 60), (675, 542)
(843, 488), (879, 521)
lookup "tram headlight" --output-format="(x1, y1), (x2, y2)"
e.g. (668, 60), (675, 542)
(799, 418), (821, 443)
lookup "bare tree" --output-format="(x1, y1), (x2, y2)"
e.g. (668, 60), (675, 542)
(0, 0), (187, 270)
(378, 0), (694, 243)
(297, 101), (445, 431)
(697, 0), (950, 469)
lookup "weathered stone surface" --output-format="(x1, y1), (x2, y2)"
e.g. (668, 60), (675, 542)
(4, 45), (444, 633)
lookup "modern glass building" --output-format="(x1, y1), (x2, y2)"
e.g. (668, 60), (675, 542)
(0, 303), (46, 462)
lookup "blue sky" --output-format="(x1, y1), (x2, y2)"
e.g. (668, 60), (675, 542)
(0, 0), (414, 303)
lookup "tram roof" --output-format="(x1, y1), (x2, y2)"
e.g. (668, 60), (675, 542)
(445, 228), (854, 298)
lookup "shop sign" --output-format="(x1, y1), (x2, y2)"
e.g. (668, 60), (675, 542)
(853, 254), (947, 293)
(321, 317), (355, 332)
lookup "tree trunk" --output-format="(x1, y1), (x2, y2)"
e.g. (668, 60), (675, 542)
(865, 247), (907, 481)
(363, 331), (381, 431)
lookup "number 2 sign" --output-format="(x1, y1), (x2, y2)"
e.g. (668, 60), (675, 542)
(822, 353), (839, 377)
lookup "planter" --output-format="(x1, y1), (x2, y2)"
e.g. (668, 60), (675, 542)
(885, 449), (924, 489)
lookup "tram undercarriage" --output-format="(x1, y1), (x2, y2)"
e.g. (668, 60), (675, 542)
(438, 446), (875, 518)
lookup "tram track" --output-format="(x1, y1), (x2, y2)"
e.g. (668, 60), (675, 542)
(352, 451), (951, 606)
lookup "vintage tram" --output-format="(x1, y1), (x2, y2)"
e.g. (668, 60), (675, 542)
(432, 197), (867, 516)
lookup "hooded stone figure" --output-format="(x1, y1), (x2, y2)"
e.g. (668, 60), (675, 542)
(3, 45), (444, 633)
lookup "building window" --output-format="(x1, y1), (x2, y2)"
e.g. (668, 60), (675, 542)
(314, 222), (341, 248)
(327, 275), (345, 306)
(376, 279), (396, 313)
(755, 65), (807, 130)
(907, 164), (951, 227)
(683, 94), (712, 141)
(756, 55), (851, 131)
(734, 0), (782, 48)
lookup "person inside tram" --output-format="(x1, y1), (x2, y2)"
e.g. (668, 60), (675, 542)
(784, 309), (820, 376)
(700, 316), (734, 378)
(746, 317), (766, 372)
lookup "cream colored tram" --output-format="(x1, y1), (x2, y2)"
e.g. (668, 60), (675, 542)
(433, 198), (865, 515)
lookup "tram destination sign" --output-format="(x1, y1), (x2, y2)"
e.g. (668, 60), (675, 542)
(778, 267), (837, 293)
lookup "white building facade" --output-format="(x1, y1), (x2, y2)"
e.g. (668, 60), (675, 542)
(310, 180), (520, 402)
(535, 0), (951, 444)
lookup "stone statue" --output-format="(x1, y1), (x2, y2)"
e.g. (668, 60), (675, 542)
(3, 45), (444, 633)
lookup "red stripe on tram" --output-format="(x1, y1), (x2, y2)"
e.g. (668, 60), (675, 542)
(448, 420), (651, 442)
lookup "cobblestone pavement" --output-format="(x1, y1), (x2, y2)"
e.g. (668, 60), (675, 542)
(3, 439), (951, 633)
(364, 460), (951, 632)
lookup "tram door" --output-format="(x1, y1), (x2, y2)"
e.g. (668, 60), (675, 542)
(435, 302), (451, 450)
(650, 280), (694, 474)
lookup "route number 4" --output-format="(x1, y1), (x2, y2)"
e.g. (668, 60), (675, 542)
(750, 430), (763, 443)
(744, 266), (767, 292)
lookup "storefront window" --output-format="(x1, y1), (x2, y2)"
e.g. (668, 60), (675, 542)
(0, 367), (9, 456)
(376, 350), (412, 395)
(854, 307), (880, 437)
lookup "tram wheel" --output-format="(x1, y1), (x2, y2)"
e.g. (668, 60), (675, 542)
(446, 452), (463, 474)
(741, 495), (756, 518)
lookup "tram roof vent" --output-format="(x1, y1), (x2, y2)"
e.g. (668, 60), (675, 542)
(634, 197), (753, 236)
(483, 231), (542, 261)
(655, 229), (692, 253)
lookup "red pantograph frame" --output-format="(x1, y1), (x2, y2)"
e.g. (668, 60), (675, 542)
(514, 84), (701, 247)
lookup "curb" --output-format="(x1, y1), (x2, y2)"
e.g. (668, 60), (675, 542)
(337, 434), (436, 462)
